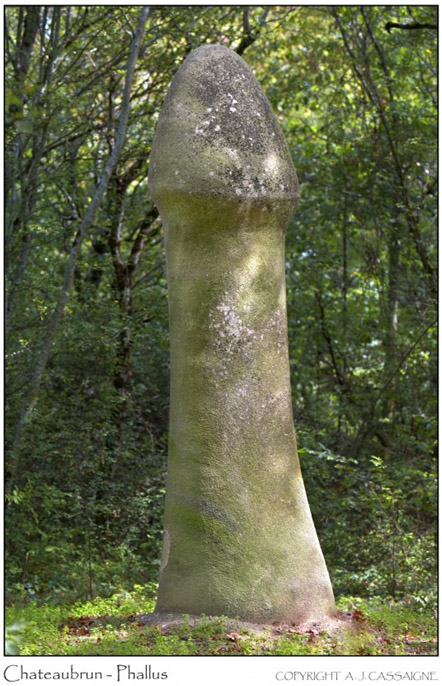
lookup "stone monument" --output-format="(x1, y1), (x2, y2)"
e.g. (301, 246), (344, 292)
(149, 44), (335, 623)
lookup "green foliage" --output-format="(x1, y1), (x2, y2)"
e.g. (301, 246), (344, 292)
(5, 622), (25, 655)
(299, 440), (436, 606)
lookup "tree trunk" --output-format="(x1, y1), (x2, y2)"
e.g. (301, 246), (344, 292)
(107, 169), (159, 440)
(382, 220), (400, 421)
(5, 6), (42, 326)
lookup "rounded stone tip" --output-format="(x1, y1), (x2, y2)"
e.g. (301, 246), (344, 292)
(149, 44), (299, 208)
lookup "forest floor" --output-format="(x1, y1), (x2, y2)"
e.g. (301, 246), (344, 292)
(6, 586), (437, 656)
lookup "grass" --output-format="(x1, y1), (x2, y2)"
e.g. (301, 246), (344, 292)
(5, 585), (437, 656)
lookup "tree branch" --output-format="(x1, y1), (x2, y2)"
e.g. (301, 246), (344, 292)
(315, 290), (346, 389)
(128, 211), (159, 274)
(385, 21), (437, 33)
(235, 6), (270, 56)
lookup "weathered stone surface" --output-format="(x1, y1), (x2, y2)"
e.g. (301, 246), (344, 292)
(149, 44), (335, 623)
(149, 44), (298, 209)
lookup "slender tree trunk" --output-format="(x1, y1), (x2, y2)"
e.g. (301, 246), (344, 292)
(8, 6), (150, 487)
(6, 129), (49, 328)
(341, 209), (348, 376)
(109, 195), (159, 444)
(385, 228), (400, 373)
(381, 220), (400, 425)
(338, 207), (349, 448)
(5, 6), (42, 326)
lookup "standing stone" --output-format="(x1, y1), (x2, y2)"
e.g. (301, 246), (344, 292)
(149, 44), (335, 623)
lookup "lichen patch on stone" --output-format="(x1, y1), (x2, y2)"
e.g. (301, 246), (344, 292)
(160, 529), (170, 572)
(149, 44), (299, 210)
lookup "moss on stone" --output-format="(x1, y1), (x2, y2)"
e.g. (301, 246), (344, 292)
(150, 44), (335, 623)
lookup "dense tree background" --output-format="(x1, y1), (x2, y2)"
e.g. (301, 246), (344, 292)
(5, 6), (437, 610)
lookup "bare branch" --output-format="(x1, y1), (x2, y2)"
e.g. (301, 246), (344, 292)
(385, 21), (437, 33)
(235, 6), (270, 56)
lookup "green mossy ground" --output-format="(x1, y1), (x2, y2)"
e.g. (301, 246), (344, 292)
(6, 585), (437, 656)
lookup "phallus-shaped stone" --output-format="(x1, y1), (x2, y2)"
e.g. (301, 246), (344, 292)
(149, 44), (335, 623)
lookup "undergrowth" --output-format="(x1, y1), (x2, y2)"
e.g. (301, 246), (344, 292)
(5, 585), (437, 656)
